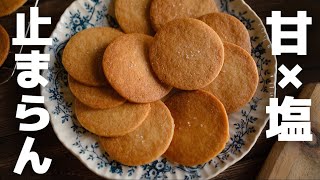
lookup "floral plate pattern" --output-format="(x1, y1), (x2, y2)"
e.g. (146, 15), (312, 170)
(41, 0), (277, 179)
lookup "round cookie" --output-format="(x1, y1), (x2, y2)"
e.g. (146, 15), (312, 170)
(103, 33), (172, 103)
(199, 13), (251, 53)
(63, 27), (123, 87)
(202, 42), (259, 113)
(150, 0), (219, 31)
(0, 25), (9, 67)
(0, 0), (27, 17)
(75, 99), (150, 137)
(100, 101), (174, 166)
(149, 18), (224, 90)
(161, 88), (180, 102)
(68, 75), (125, 109)
(164, 90), (229, 166)
(115, 0), (154, 35)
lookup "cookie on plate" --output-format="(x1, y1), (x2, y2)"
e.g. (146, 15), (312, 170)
(115, 0), (154, 35)
(103, 33), (172, 103)
(100, 101), (174, 166)
(202, 42), (259, 113)
(75, 99), (150, 137)
(150, 0), (219, 31)
(199, 13), (251, 53)
(0, 0), (27, 17)
(68, 75), (125, 109)
(161, 88), (180, 102)
(63, 27), (123, 87)
(149, 18), (224, 90)
(0, 25), (9, 67)
(164, 90), (229, 166)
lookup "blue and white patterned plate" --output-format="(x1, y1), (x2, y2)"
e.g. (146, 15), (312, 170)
(41, 0), (277, 179)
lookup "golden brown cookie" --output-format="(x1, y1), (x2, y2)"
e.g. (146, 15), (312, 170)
(0, 25), (9, 67)
(75, 99), (150, 137)
(103, 33), (172, 103)
(161, 88), (181, 102)
(149, 18), (224, 90)
(63, 27), (123, 87)
(0, 0), (27, 17)
(202, 42), (259, 113)
(199, 13), (251, 53)
(164, 90), (229, 166)
(100, 101), (174, 166)
(68, 75), (126, 109)
(150, 0), (219, 31)
(115, 0), (154, 35)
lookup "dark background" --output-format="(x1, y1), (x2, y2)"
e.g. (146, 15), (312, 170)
(0, 0), (319, 179)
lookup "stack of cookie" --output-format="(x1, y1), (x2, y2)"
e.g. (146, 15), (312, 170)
(62, 0), (259, 167)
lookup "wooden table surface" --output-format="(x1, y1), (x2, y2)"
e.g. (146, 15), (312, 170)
(0, 0), (319, 179)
